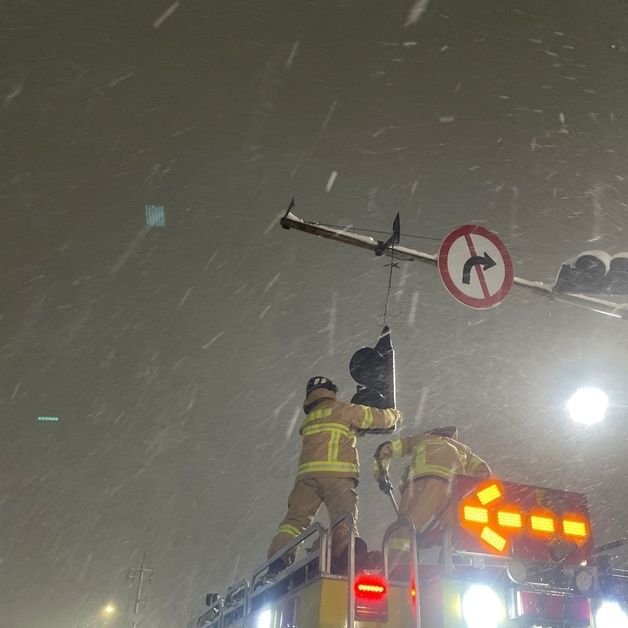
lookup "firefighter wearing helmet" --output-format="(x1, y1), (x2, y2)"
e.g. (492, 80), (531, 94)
(373, 426), (491, 549)
(267, 376), (402, 572)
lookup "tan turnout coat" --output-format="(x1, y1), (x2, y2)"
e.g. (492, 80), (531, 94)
(297, 388), (402, 481)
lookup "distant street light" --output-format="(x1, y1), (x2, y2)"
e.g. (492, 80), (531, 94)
(567, 387), (609, 425)
(100, 603), (117, 621)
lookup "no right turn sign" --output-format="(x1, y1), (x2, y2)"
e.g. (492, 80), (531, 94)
(438, 225), (513, 309)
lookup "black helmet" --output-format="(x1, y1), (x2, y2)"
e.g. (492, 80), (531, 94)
(306, 376), (338, 396)
(426, 426), (458, 439)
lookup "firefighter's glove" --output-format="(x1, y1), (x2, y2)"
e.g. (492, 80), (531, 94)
(372, 445), (392, 494)
(374, 441), (393, 461)
(377, 474), (394, 495)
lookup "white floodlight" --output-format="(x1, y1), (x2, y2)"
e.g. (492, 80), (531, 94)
(567, 387), (608, 425)
(595, 600), (628, 628)
(461, 584), (503, 628)
(256, 608), (273, 628)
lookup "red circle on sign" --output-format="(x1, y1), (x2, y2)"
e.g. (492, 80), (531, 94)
(438, 225), (513, 309)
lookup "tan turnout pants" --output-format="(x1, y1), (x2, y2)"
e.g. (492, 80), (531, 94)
(268, 476), (358, 561)
(389, 476), (453, 574)
(399, 476), (453, 533)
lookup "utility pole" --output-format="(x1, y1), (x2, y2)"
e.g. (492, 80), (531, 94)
(127, 552), (154, 628)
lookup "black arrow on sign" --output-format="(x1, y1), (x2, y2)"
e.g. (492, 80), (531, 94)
(462, 253), (496, 284)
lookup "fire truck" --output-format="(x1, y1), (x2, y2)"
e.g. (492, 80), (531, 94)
(196, 475), (627, 628)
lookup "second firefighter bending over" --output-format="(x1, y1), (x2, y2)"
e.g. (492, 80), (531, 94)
(373, 426), (491, 537)
(267, 376), (402, 569)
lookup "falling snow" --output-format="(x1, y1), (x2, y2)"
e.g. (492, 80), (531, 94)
(325, 170), (338, 192)
(153, 1), (180, 28)
(4, 78), (23, 106)
(285, 39), (300, 69)
(202, 331), (225, 350)
(177, 286), (194, 309)
(4, 2), (628, 627)
(322, 100), (337, 129)
(405, 0), (431, 26)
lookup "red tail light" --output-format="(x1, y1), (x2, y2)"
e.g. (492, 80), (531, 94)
(354, 572), (388, 621)
(355, 572), (387, 600)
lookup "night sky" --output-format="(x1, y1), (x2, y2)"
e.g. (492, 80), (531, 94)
(2, 1), (628, 626)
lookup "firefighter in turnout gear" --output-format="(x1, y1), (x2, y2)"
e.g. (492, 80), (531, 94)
(373, 426), (491, 540)
(267, 376), (402, 571)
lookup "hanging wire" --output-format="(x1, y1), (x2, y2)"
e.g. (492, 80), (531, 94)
(318, 221), (441, 242)
(315, 221), (547, 252)
(382, 241), (398, 325)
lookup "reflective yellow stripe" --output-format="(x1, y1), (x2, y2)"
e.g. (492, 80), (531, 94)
(455, 447), (467, 466)
(419, 437), (466, 465)
(409, 438), (464, 480)
(333, 431), (342, 460)
(410, 464), (455, 481)
(389, 537), (411, 552)
(297, 461), (359, 475)
(361, 406), (374, 429)
(327, 430), (339, 461)
(277, 524), (301, 537)
(303, 408), (333, 424)
(384, 408), (398, 425)
(420, 438), (451, 448)
(467, 460), (480, 473)
(302, 422), (350, 437)
(391, 439), (403, 456)
(466, 456), (484, 473)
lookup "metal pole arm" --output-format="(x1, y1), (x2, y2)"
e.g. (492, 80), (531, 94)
(280, 207), (628, 320)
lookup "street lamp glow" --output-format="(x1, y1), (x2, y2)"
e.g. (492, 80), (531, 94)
(567, 387), (608, 425)
(101, 603), (117, 618)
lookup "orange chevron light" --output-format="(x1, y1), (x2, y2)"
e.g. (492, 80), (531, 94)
(531, 514), (556, 534)
(563, 518), (588, 538)
(480, 526), (508, 553)
(460, 480), (510, 553)
(457, 477), (591, 561)
(497, 510), (523, 529)
(476, 482), (502, 505)
(463, 506), (489, 523)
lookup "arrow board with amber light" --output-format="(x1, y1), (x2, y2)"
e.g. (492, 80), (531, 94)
(453, 475), (592, 564)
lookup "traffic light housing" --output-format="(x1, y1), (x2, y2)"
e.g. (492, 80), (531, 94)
(349, 326), (397, 413)
(554, 251), (628, 295)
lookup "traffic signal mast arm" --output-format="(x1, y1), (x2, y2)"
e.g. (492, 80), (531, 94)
(280, 207), (628, 320)
(280, 207), (436, 265)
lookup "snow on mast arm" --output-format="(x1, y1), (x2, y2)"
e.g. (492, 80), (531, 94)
(280, 207), (437, 266)
(280, 202), (628, 320)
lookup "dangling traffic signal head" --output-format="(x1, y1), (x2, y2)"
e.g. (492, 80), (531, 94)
(349, 326), (396, 410)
